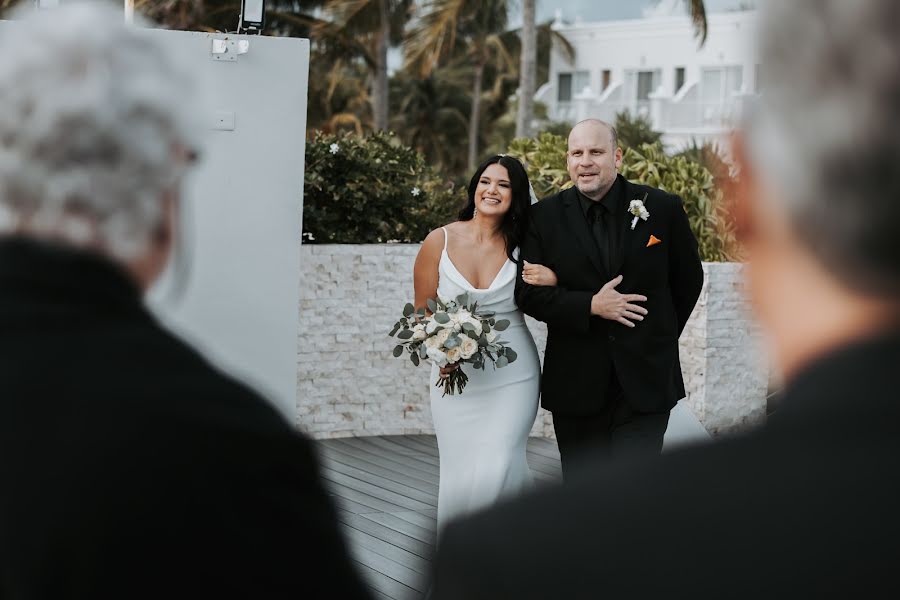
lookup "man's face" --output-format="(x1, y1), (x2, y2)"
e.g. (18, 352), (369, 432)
(567, 122), (622, 199)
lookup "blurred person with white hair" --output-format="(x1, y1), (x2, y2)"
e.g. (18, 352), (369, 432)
(0, 3), (368, 598)
(430, 0), (900, 597)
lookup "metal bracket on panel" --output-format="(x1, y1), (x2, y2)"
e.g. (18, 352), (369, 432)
(211, 38), (250, 62)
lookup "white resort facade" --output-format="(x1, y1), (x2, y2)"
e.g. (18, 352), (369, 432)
(537, 5), (759, 150)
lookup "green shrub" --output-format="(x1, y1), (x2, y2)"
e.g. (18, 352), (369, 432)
(620, 143), (739, 262)
(303, 131), (463, 243)
(506, 135), (738, 262)
(506, 132), (573, 199)
(615, 110), (663, 150)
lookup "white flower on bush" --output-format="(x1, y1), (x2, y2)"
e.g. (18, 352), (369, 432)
(435, 328), (451, 347)
(427, 347), (448, 367)
(460, 337), (479, 359)
(411, 324), (426, 341)
(411, 186), (421, 197)
(445, 347), (462, 363)
(329, 143), (340, 155)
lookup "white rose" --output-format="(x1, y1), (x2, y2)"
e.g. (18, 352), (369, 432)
(466, 316), (483, 336)
(427, 347), (448, 367)
(435, 328), (451, 347)
(460, 337), (479, 359)
(456, 309), (472, 322)
(412, 328), (426, 341)
(425, 319), (440, 334)
(424, 335), (440, 349)
(445, 347), (462, 363)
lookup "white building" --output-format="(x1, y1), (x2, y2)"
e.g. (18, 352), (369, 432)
(538, 4), (759, 150)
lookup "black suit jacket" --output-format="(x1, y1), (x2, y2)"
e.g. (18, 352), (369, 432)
(516, 176), (704, 414)
(0, 238), (369, 599)
(431, 331), (900, 598)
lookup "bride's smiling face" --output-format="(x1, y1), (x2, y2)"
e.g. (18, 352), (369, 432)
(474, 163), (513, 218)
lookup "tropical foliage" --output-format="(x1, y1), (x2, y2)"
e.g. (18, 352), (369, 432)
(506, 133), (738, 262)
(620, 143), (739, 262)
(303, 131), (463, 243)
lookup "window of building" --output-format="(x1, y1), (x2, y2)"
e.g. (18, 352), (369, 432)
(601, 69), (611, 92)
(558, 70), (591, 102)
(637, 70), (655, 101)
(675, 67), (686, 93)
(558, 73), (572, 102)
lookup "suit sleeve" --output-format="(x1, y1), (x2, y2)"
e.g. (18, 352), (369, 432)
(515, 208), (593, 335)
(667, 195), (704, 336)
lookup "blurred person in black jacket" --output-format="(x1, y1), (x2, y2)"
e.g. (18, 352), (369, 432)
(0, 3), (367, 598)
(431, 0), (900, 597)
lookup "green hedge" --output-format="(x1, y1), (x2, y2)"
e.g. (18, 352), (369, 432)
(506, 134), (738, 262)
(303, 131), (463, 243)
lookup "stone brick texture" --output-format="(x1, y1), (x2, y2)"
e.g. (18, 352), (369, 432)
(298, 245), (765, 439)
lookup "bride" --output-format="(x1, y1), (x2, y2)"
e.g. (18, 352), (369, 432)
(413, 155), (557, 532)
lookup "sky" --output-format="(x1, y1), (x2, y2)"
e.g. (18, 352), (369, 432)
(522, 0), (757, 27)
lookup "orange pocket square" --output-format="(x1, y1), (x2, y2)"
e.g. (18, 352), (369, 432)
(646, 235), (662, 248)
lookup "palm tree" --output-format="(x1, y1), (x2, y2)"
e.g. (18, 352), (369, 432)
(390, 64), (471, 173)
(685, 0), (708, 45)
(406, 0), (514, 170)
(320, 1), (413, 131)
(514, 0), (536, 139)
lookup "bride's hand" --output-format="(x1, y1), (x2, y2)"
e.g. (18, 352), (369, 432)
(522, 261), (558, 287)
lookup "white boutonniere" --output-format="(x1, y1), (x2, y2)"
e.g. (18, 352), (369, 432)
(628, 193), (650, 230)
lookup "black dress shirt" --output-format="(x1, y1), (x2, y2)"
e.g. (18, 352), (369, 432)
(576, 176), (624, 275)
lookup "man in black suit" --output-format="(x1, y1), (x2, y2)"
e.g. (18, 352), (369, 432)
(516, 118), (704, 476)
(431, 0), (900, 597)
(0, 4), (367, 598)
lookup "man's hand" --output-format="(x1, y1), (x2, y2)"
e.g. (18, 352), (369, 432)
(590, 275), (648, 327)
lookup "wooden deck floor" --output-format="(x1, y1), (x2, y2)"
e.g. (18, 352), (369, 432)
(315, 435), (563, 600)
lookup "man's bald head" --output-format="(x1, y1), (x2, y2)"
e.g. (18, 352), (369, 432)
(568, 119), (618, 151)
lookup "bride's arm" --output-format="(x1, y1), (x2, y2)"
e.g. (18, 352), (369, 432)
(414, 228), (457, 377)
(521, 261), (558, 287)
(413, 228), (444, 312)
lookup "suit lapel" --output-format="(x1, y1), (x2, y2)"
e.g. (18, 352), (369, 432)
(561, 187), (607, 277)
(611, 176), (639, 276)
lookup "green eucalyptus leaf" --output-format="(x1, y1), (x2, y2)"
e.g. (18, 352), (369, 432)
(411, 352), (420, 366)
(493, 319), (510, 331)
(397, 329), (414, 340)
(392, 345), (404, 357)
(434, 312), (450, 324)
(403, 303), (414, 318)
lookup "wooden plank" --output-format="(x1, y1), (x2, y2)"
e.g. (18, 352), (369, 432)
(337, 511), (434, 558)
(388, 510), (437, 533)
(320, 460), (439, 505)
(331, 495), (386, 515)
(326, 481), (415, 514)
(320, 468), (437, 511)
(320, 448), (439, 494)
(336, 437), (441, 474)
(353, 561), (421, 600)
(360, 512), (436, 545)
(359, 437), (441, 468)
(388, 435), (440, 456)
(342, 527), (432, 575)
(321, 440), (440, 484)
(349, 543), (428, 592)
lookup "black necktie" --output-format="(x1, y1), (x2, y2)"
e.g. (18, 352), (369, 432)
(589, 203), (612, 275)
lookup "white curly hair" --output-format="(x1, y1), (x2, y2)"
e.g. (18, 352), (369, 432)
(0, 1), (203, 260)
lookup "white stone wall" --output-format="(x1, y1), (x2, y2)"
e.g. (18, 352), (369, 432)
(679, 262), (768, 436)
(297, 246), (765, 439)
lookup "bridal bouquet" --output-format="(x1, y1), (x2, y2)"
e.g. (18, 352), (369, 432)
(389, 293), (518, 396)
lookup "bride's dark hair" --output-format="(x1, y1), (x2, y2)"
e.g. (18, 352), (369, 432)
(458, 155), (532, 264)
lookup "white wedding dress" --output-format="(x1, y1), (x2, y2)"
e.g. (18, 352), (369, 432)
(431, 227), (541, 533)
